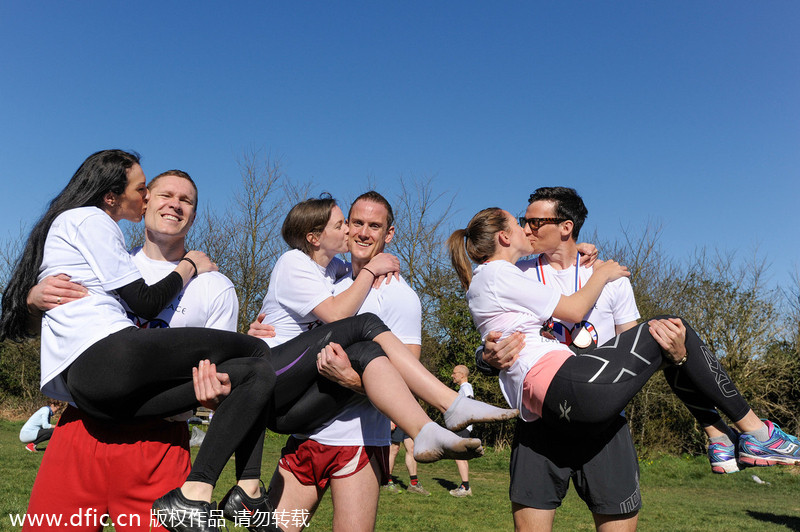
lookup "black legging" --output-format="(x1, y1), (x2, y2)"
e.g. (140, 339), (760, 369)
(32, 428), (54, 446)
(65, 313), (391, 485)
(541, 316), (751, 435)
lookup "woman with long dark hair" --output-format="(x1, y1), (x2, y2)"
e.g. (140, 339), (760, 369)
(448, 207), (800, 468)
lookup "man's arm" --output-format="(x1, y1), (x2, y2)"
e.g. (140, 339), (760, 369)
(25, 274), (89, 334)
(476, 331), (525, 376)
(247, 313), (277, 339)
(316, 342), (421, 393)
(615, 321), (637, 335)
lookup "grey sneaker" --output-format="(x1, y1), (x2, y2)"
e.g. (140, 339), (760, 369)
(449, 485), (472, 497)
(381, 482), (403, 494)
(406, 483), (430, 496)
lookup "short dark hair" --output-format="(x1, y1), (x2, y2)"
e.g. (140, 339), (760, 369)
(149, 169), (199, 208)
(281, 193), (337, 256)
(349, 190), (394, 228)
(528, 186), (588, 240)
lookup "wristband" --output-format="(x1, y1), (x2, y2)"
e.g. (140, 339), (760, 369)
(181, 257), (198, 278)
(362, 267), (377, 278)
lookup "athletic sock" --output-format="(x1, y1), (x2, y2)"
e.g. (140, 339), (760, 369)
(461, 482), (470, 490)
(709, 434), (734, 447)
(410, 475), (418, 486)
(413, 422), (484, 463)
(745, 422), (771, 442)
(443, 394), (518, 432)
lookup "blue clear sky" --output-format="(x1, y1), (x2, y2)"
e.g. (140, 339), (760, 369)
(1, 2), (798, 290)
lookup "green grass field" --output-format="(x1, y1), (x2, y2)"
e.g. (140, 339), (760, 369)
(2, 419), (800, 531)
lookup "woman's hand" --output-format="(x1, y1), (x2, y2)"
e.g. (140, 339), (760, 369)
(593, 259), (630, 283)
(576, 243), (599, 267)
(183, 250), (218, 275)
(365, 253), (400, 278)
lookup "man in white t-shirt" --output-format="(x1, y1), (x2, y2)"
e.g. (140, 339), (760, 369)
(481, 187), (641, 532)
(263, 191), (425, 531)
(24, 170), (240, 532)
(449, 365), (474, 497)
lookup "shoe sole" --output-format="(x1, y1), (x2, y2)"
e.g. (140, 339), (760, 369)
(710, 457), (740, 474)
(739, 453), (800, 467)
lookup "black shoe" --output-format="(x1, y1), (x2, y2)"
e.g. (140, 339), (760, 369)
(219, 484), (280, 532)
(152, 488), (221, 532)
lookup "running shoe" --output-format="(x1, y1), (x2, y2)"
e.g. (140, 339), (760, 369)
(25, 442), (36, 452)
(407, 482), (430, 496)
(449, 485), (473, 497)
(152, 487), (220, 532)
(381, 481), (403, 494)
(707, 432), (740, 474)
(219, 484), (279, 532)
(738, 420), (800, 467)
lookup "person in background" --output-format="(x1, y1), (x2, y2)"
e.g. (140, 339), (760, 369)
(450, 365), (474, 498)
(20, 400), (63, 452)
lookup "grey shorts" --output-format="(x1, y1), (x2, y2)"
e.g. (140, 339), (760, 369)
(509, 416), (641, 516)
(391, 426), (410, 444)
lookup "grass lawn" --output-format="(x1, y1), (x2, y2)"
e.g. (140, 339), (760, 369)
(2, 419), (800, 531)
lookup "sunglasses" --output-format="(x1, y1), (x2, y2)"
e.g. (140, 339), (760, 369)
(518, 217), (568, 230)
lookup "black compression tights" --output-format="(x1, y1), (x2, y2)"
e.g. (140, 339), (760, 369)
(541, 316), (751, 435)
(65, 313), (391, 485)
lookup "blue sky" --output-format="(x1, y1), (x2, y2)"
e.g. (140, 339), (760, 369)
(1, 2), (798, 291)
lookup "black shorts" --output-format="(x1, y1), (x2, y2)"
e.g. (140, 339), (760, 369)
(391, 426), (410, 444)
(455, 427), (471, 439)
(509, 416), (641, 516)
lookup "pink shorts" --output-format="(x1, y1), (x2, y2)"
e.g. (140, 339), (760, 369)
(24, 406), (191, 532)
(279, 436), (389, 490)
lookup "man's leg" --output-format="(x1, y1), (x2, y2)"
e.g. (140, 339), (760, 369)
(107, 419), (191, 531)
(329, 454), (383, 532)
(267, 466), (322, 532)
(402, 437), (430, 495)
(592, 512), (638, 532)
(573, 420), (641, 532)
(512, 505), (556, 532)
(403, 437), (417, 477)
(382, 428), (403, 492)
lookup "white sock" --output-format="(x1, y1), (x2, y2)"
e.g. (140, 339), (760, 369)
(443, 394), (518, 432)
(413, 422), (484, 463)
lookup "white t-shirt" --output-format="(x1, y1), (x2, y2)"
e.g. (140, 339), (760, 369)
(300, 274), (422, 446)
(39, 207), (143, 401)
(467, 260), (569, 420)
(458, 381), (474, 431)
(516, 257), (640, 346)
(128, 247), (238, 331)
(19, 406), (53, 443)
(258, 249), (348, 347)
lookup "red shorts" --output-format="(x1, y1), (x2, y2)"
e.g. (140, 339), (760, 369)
(23, 406), (191, 532)
(278, 436), (389, 490)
